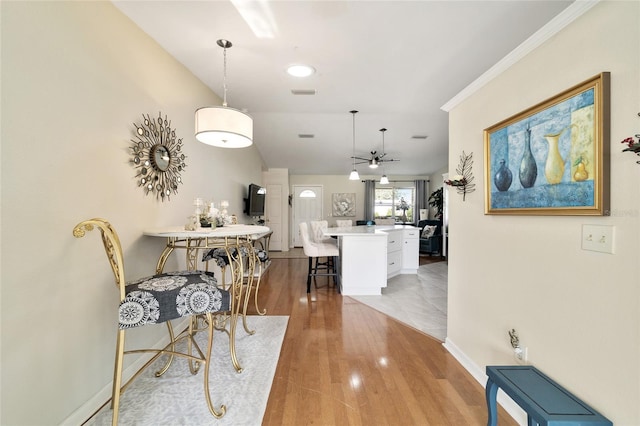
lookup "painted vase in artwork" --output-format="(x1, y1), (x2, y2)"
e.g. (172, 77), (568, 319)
(519, 126), (537, 188)
(494, 159), (513, 191)
(544, 126), (572, 185)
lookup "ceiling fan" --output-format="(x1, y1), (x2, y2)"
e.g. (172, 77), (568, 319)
(351, 128), (399, 169)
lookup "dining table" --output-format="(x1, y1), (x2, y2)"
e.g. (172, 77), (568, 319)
(143, 224), (271, 372)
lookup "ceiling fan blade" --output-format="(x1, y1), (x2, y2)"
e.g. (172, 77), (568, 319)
(351, 156), (370, 161)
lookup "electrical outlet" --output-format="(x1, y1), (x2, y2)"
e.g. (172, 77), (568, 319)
(582, 225), (614, 254)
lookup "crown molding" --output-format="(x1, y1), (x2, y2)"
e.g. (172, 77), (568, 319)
(441, 0), (600, 112)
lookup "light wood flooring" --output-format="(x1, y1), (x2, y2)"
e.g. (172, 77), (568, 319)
(248, 257), (517, 426)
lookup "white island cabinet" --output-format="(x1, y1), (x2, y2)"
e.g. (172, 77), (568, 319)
(400, 227), (419, 273)
(324, 225), (419, 296)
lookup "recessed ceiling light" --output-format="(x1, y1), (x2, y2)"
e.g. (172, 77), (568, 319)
(287, 64), (315, 77)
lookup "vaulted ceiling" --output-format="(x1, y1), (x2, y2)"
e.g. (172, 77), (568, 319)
(113, 0), (573, 176)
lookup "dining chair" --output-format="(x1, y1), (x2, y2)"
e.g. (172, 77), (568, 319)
(72, 218), (229, 425)
(299, 222), (340, 293)
(201, 245), (269, 335)
(336, 219), (352, 227)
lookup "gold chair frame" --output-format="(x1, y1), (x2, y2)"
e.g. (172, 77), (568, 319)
(202, 232), (272, 335)
(207, 248), (270, 336)
(73, 218), (230, 425)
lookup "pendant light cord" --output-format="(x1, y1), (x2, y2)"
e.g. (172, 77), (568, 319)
(222, 44), (228, 107)
(351, 110), (358, 168)
(217, 39), (233, 108)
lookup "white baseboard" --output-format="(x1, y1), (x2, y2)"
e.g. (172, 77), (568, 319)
(60, 318), (191, 425)
(443, 338), (527, 426)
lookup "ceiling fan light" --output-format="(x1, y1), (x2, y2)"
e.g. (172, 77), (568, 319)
(380, 175), (389, 185)
(349, 169), (360, 180)
(369, 159), (379, 169)
(195, 106), (253, 148)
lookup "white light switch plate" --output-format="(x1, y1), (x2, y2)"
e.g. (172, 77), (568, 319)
(582, 225), (614, 254)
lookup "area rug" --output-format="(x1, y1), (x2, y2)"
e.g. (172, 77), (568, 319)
(86, 315), (289, 426)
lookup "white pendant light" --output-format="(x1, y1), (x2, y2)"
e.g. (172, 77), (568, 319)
(349, 110), (360, 180)
(195, 39), (253, 148)
(379, 128), (389, 184)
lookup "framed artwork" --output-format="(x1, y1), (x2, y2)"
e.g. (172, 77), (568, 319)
(332, 193), (355, 217)
(484, 72), (610, 215)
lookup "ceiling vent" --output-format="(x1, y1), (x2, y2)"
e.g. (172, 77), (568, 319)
(411, 135), (429, 140)
(298, 134), (315, 139)
(291, 89), (317, 95)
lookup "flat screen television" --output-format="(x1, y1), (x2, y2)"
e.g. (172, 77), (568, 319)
(244, 183), (266, 217)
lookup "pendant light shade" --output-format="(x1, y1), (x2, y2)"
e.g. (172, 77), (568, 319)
(195, 39), (253, 148)
(195, 106), (253, 148)
(380, 174), (389, 185)
(349, 110), (360, 180)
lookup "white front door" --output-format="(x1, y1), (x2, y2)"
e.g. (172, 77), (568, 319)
(292, 185), (323, 247)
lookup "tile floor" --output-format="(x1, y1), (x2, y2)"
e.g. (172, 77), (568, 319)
(349, 261), (448, 341)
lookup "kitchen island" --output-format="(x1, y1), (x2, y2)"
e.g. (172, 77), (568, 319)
(323, 225), (419, 295)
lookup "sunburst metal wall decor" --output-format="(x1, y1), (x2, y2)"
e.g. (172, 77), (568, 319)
(130, 112), (186, 201)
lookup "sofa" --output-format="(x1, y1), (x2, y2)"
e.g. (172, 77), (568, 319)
(417, 220), (443, 256)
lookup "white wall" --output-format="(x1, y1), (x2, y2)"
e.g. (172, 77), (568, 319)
(1, 2), (264, 424)
(446, 2), (639, 424)
(290, 175), (367, 226)
(289, 173), (434, 228)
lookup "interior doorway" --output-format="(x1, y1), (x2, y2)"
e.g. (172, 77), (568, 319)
(291, 185), (323, 247)
(265, 184), (283, 251)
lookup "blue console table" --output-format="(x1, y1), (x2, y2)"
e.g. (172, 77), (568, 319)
(485, 365), (612, 426)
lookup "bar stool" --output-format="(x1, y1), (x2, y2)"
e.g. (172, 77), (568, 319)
(299, 222), (340, 293)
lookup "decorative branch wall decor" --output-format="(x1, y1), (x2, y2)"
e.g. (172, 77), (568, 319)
(445, 151), (475, 201)
(130, 112), (186, 201)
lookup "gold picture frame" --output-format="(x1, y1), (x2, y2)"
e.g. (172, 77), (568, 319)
(484, 72), (610, 215)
